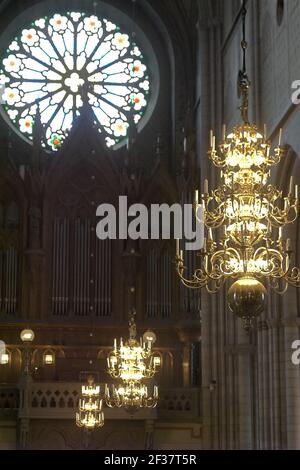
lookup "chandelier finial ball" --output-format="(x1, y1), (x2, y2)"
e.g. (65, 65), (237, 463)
(228, 277), (267, 320)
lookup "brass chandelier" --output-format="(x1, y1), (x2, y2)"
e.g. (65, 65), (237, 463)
(105, 382), (158, 412)
(76, 375), (104, 430)
(106, 311), (160, 410)
(107, 313), (160, 381)
(176, 2), (300, 330)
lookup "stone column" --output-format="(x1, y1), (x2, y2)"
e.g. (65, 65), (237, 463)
(236, 327), (254, 450)
(280, 265), (300, 449)
(201, 290), (214, 449)
(176, 320), (201, 388)
(283, 320), (300, 449)
(17, 374), (32, 449)
(144, 419), (155, 450)
(17, 342), (34, 449)
(24, 204), (45, 319)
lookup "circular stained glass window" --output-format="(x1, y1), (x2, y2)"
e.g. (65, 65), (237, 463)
(0, 12), (150, 151)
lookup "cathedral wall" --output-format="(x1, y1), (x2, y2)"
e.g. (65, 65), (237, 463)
(197, 0), (300, 450)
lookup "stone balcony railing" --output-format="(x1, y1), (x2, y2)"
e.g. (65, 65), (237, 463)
(0, 386), (19, 412)
(0, 382), (200, 422)
(158, 388), (200, 420)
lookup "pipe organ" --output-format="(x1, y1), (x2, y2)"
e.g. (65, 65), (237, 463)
(180, 248), (201, 317)
(0, 200), (19, 315)
(52, 216), (112, 317)
(180, 192), (201, 317)
(0, 246), (18, 314)
(146, 247), (172, 318)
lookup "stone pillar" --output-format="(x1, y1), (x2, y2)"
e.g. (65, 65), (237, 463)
(17, 374), (32, 449)
(283, 322), (300, 449)
(144, 419), (155, 450)
(236, 327), (254, 450)
(201, 290), (214, 449)
(24, 202), (45, 319)
(280, 269), (300, 449)
(17, 343), (34, 449)
(176, 321), (201, 388)
(256, 320), (267, 449)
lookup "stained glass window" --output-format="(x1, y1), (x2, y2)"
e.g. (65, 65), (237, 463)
(0, 12), (150, 151)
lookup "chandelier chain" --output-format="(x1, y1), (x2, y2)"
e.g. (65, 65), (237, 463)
(241, 0), (247, 74)
(239, 0), (250, 124)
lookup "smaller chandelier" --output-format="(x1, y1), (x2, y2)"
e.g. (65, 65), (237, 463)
(105, 382), (158, 412)
(107, 312), (160, 382)
(76, 376), (104, 430)
(106, 311), (160, 411)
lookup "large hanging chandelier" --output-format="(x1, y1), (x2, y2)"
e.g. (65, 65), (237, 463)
(176, 1), (300, 330)
(106, 311), (160, 410)
(76, 376), (104, 430)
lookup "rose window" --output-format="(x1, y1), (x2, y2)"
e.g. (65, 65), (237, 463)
(0, 12), (150, 151)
